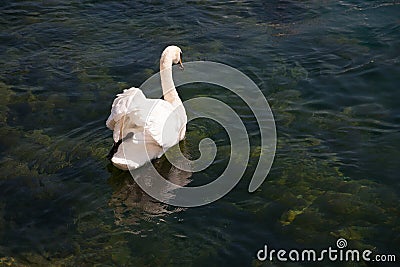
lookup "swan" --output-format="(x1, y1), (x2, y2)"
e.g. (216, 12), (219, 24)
(106, 45), (187, 170)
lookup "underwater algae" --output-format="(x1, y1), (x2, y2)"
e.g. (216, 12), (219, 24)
(253, 69), (399, 258)
(1, 1), (399, 262)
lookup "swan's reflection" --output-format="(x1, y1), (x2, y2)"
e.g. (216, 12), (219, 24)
(107, 141), (192, 226)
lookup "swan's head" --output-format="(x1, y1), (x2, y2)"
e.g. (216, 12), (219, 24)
(161, 45), (183, 69)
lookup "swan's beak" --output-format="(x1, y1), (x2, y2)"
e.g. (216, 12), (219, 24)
(179, 58), (184, 70)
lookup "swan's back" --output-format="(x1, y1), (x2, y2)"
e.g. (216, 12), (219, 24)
(106, 87), (186, 170)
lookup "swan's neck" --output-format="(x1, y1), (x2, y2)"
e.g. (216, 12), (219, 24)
(160, 57), (180, 104)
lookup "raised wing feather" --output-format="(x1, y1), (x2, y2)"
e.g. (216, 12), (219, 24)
(106, 87), (147, 142)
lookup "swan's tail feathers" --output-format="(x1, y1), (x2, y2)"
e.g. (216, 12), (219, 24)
(106, 87), (145, 127)
(106, 87), (147, 142)
(106, 140), (122, 160)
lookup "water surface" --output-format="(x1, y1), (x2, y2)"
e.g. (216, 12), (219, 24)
(1, 1), (399, 266)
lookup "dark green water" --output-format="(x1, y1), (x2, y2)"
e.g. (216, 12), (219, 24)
(1, 1), (399, 266)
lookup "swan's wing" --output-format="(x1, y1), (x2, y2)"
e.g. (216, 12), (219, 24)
(144, 99), (186, 149)
(106, 87), (147, 142)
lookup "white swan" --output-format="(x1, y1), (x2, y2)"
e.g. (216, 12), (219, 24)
(106, 45), (187, 170)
